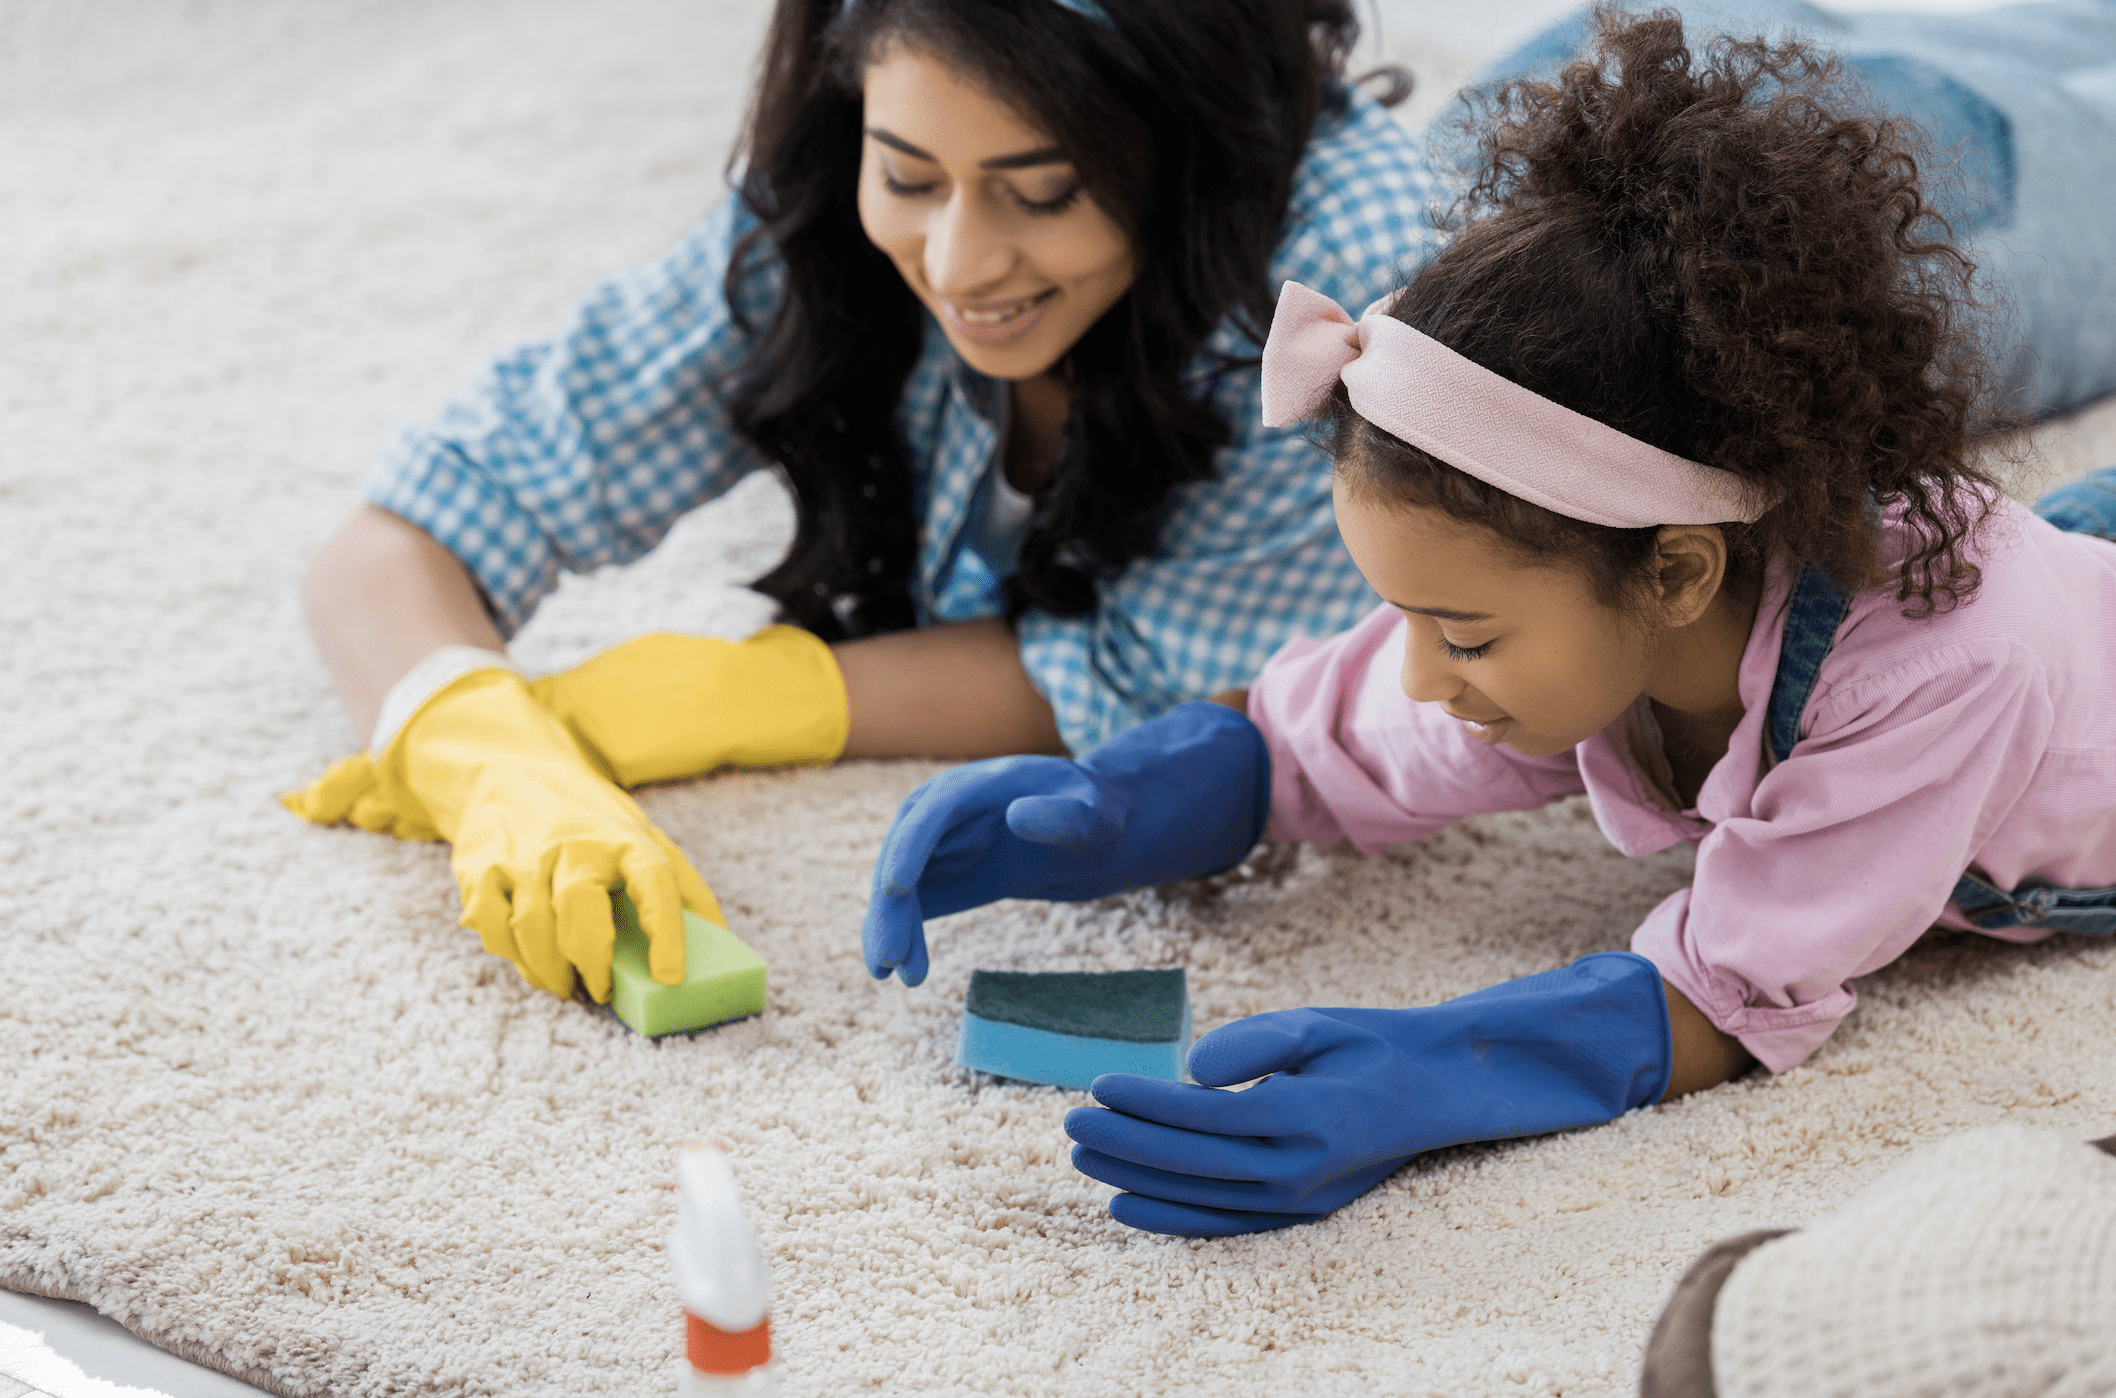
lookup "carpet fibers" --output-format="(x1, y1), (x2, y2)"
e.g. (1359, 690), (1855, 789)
(4, 2), (2115, 1395)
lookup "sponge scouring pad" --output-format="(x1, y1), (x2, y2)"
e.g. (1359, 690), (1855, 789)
(957, 969), (1189, 1090)
(607, 893), (767, 1038)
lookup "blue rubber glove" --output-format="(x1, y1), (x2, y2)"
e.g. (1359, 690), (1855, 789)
(862, 701), (1270, 985)
(1064, 951), (1673, 1236)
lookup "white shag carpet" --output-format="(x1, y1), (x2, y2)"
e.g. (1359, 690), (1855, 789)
(4, 2), (2115, 1395)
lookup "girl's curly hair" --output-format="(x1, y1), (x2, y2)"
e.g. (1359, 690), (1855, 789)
(1337, 8), (2002, 617)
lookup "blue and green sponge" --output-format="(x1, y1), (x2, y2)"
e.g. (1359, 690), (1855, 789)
(957, 969), (1189, 1090)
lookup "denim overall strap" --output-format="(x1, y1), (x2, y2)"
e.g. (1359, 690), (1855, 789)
(1949, 874), (2116, 933)
(1764, 566), (1854, 766)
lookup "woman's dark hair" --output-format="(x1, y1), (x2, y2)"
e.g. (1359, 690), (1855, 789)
(1336, 8), (2001, 618)
(728, 0), (1381, 638)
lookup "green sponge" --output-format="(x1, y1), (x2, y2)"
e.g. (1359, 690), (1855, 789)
(607, 893), (767, 1038)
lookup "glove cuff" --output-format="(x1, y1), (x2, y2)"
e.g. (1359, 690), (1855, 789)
(370, 645), (520, 753)
(713, 626), (850, 770)
(1475, 950), (1673, 1113)
(371, 666), (591, 840)
(1078, 701), (1272, 882)
(530, 627), (850, 788)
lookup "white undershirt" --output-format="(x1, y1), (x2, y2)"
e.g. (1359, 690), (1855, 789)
(966, 467), (1036, 575)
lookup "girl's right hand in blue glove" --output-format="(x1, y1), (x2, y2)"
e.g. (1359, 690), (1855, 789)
(861, 702), (1270, 986)
(1063, 952), (1676, 1236)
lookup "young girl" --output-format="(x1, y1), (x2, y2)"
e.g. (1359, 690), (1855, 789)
(860, 12), (2116, 1236)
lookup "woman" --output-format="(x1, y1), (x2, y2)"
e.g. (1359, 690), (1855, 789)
(285, 0), (1433, 1000)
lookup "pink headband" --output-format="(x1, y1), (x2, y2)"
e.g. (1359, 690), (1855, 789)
(1261, 281), (1769, 528)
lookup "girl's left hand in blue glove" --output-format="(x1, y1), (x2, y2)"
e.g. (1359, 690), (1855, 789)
(1064, 951), (1675, 1237)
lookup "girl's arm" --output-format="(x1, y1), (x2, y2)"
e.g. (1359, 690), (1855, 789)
(1220, 683), (1750, 1095)
(1065, 950), (1718, 1237)
(1642, 639), (2049, 1074)
(1666, 980), (1755, 1096)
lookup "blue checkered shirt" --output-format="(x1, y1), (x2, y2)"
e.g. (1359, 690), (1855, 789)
(367, 89), (1436, 751)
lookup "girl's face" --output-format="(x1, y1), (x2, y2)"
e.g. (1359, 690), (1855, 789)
(1332, 475), (1665, 758)
(858, 44), (1135, 382)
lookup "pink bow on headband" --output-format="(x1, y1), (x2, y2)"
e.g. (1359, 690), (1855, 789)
(1260, 281), (1770, 529)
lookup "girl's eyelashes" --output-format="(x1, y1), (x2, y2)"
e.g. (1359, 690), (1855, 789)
(1439, 636), (1493, 662)
(1396, 607), (1494, 661)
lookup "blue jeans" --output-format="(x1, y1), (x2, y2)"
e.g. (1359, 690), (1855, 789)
(1483, 1), (2116, 419)
(1763, 466), (2116, 934)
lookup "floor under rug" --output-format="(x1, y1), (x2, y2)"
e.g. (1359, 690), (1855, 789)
(4, 2), (2114, 1395)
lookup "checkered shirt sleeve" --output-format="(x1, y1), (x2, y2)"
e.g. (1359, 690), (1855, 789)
(1019, 90), (1439, 749)
(364, 198), (782, 635)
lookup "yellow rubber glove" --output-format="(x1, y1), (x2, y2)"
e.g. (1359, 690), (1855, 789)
(284, 749), (441, 841)
(526, 625), (850, 786)
(283, 668), (719, 1001)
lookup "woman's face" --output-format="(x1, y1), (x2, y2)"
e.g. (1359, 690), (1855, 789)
(1332, 476), (1662, 758)
(858, 43), (1135, 381)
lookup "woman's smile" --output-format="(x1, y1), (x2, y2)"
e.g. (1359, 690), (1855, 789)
(941, 287), (1061, 343)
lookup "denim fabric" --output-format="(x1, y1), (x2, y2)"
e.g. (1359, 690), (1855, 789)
(2031, 465), (2116, 539)
(1949, 872), (2116, 933)
(1761, 468), (2116, 933)
(1486, 0), (2116, 417)
(1763, 566), (1856, 768)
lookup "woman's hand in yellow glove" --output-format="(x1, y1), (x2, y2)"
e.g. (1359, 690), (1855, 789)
(526, 626), (849, 787)
(287, 667), (720, 1001)
(284, 624), (843, 998)
(282, 751), (440, 840)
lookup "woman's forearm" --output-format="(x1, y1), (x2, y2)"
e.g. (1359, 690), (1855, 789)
(305, 510), (1057, 759)
(835, 618), (1065, 759)
(303, 506), (503, 742)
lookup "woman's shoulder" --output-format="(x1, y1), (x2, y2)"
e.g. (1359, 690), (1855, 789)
(670, 190), (782, 326)
(1270, 87), (1441, 313)
(571, 189), (788, 344)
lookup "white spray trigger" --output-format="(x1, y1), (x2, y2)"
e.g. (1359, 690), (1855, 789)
(672, 1145), (771, 1333)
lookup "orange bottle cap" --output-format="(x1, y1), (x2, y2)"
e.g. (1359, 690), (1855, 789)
(686, 1310), (772, 1375)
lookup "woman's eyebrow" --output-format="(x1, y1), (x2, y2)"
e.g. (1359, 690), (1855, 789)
(1391, 602), (1495, 622)
(865, 127), (1068, 170)
(981, 145), (1067, 170)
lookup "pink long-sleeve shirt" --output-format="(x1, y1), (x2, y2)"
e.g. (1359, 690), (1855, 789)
(1249, 498), (2116, 1071)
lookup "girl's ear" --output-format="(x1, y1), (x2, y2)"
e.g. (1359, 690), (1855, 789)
(1650, 525), (1728, 629)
